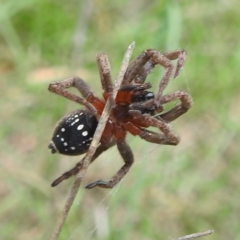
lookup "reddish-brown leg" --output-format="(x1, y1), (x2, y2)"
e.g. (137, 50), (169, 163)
(86, 138), (134, 189)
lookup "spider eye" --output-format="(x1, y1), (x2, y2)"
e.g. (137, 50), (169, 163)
(131, 91), (154, 103)
(146, 92), (154, 100)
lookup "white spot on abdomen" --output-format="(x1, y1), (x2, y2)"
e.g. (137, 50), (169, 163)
(77, 124), (84, 130)
(82, 131), (88, 136)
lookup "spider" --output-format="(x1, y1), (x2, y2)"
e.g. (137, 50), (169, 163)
(48, 49), (193, 189)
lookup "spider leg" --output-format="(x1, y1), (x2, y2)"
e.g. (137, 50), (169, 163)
(145, 50), (176, 103)
(123, 51), (150, 85)
(48, 77), (98, 116)
(163, 50), (187, 78)
(135, 50), (187, 85)
(51, 161), (83, 187)
(119, 82), (152, 92)
(129, 110), (180, 145)
(134, 61), (155, 84)
(159, 91), (193, 122)
(51, 140), (116, 187)
(143, 49), (186, 104)
(123, 49), (186, 89)
(86, 139), (134, 189)
(138, 128), (178, 145)
(97, 54), (115, 106)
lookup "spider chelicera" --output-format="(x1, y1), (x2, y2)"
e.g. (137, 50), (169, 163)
(48, 49), (193, 189)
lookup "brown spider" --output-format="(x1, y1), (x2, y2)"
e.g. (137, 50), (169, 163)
(48, 49), (193, 189)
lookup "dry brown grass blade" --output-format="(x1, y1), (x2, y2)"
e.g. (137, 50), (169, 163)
(49, 42), (135, 240)
(172, 229), (214, 240)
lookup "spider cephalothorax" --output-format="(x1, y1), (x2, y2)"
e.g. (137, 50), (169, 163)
(48, 49), (193, 189)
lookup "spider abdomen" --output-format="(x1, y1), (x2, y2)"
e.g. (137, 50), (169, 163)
(48, 109), (98, 156)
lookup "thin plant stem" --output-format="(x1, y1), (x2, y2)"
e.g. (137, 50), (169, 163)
(50, 42), (135, 240)
(172, 229), (214, 240)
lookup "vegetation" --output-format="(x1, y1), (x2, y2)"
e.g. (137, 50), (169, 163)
(0, 0), (239, 239)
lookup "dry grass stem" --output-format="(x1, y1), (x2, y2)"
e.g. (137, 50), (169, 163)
(172, 229), (214, 240)
(50, 42), (135, 240)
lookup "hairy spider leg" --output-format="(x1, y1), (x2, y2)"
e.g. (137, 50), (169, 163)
(51, 140), (116, 187)
(48, 77), (98, 116)
(97, 54), (115, 106)
(123, 110), (180, 145)
(120, 49), (188, 116)
(163, 50), (187, 78)
(86, 139), (133, 189)
(123, 49), (186, 86)
(159, 91), (193, 122)
(123, 51), (150, 85)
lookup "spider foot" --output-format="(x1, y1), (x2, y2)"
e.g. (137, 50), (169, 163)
(51, 176), (66, 187)
(85, 180), (114, 189)
(51, 162), (83, 187)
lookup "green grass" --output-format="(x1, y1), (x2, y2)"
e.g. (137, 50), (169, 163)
(1, 0), (240, 239)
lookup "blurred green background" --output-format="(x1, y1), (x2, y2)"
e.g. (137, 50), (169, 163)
(1, 0), (240, 239)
